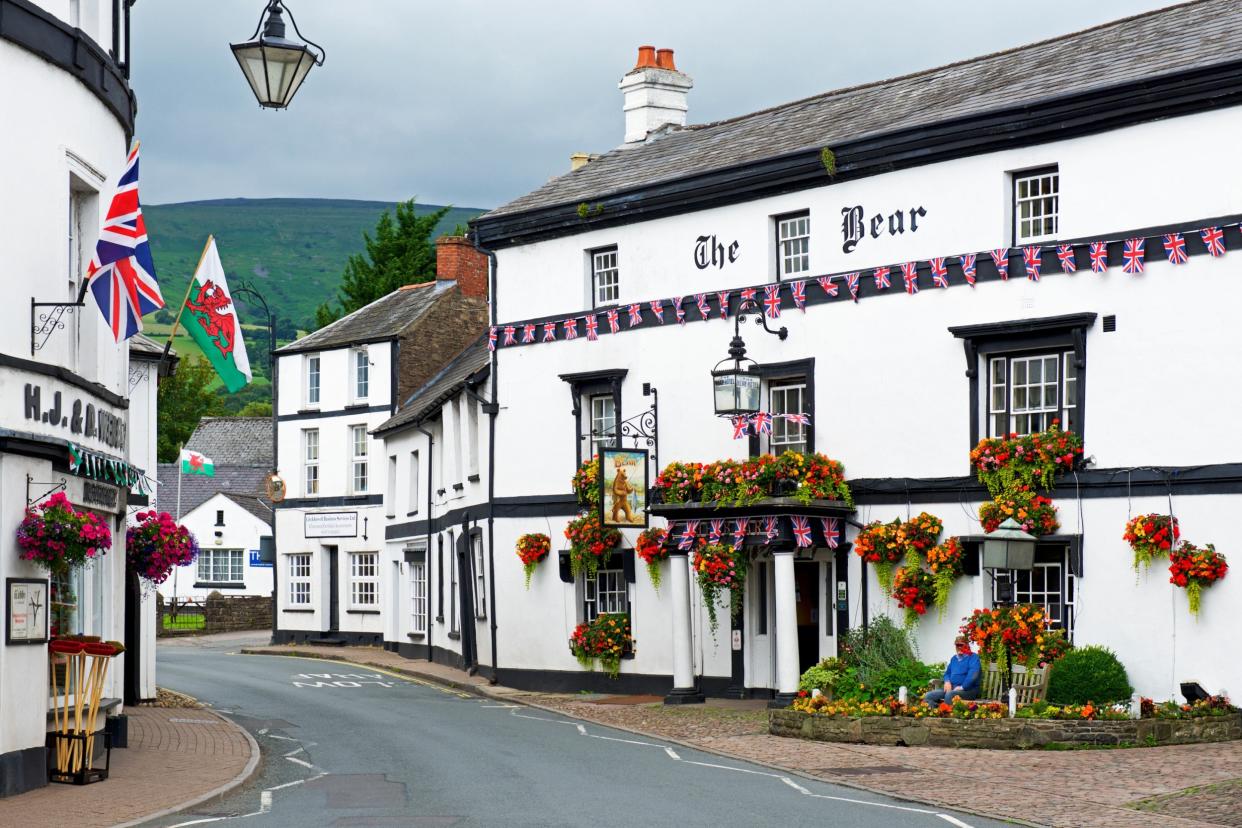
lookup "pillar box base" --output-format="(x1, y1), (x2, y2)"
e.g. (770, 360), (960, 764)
(768, 692), (798, 709)
(664, 687), (705, 705)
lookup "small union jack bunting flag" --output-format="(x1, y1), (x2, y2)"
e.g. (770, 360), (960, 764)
(584, 314), (599, 341)
(791, 516), (812, 548)
(717, 291), (731, 319)
(649, 299), (666, 323)
(542, 322), (557, 342)
(1089, 241), (1109, 273)
(929, 257), (949, 288)
(677, 520), (700, 551)
(502, 325), (517, 346)
(991, 248), (1011, 280)
(1201, 226), (1226, 257)
(873, 266), (891, 289)
(521, 323), (536, 344)
(563, 318), (578, 340)
(605, 308), (620, 334)
(731, 416), (749, 440)
(627, 303), (643, 327)
(739, 287), (757, 310)
(900, 262), (919, 294)
(1122, 238), (1146, 274)
(674, 297), (687, 325)
(763, 284), (782, 318)
(695, 293), (711, 320)
(844, 272), (860, 302)
(784, 412), (810, 426)
(791, 280), (807, 311)
(753, 411), (773, 435)
(487, 326), (497, 351)
(821, 518), (840, 549)
(1056, 245), (1077, 274)
(763, 516), (778, 543)
(817, 275), (838, 297)
(732, 519), (747, 549)
(1163, 232), (1188, 265)
(1023, 246), (1042, 282)
(708, 519), (724, 545)
(958, 254), (977, 286)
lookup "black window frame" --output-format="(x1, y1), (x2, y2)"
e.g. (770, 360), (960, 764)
(436, 534), (445, 623)
(747, 358), (815, 458)
(990, 542), (1077, 640)
(580, 550), (635, 623)
(982, 348), (1079, 440)
(588, 245), (620, 309)
(774, 210), (811, 281)
(559, 369), (627, 468)
(470, 527), (486, 620)
(1011, 164), (1060, 247)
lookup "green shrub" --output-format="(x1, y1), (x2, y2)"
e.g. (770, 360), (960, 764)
(1046, 645), (1133, 705)
(838, 616), (918, 684)
(870, 660), (945, 700)
(798, 657), (845, 694)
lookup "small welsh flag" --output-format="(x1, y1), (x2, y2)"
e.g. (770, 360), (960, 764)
(180, 449), (214, 477)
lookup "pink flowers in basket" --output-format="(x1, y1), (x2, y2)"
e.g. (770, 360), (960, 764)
(126, 511), (199, 585)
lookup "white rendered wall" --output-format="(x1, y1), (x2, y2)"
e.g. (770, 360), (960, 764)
(158, 494), (273, 601)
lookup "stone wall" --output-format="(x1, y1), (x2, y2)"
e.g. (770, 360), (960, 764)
(769, 709), (1242, 749)
(204, 593), (273, 633)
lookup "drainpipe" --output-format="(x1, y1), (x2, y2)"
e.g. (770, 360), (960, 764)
(415, 422), (435, 660)
(475, 236), (500, 685)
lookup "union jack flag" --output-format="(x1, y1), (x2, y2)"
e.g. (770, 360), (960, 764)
(628, 303), (643, 327)
(1122, 238), (1146, 274)
(873, 266), (891, 290)
(708, 519), (724, 545)
(791, 280), (807, 311)
(817, 276), (838, 297)
(991, 248), (1010, 280)
(563, 318), (578, 339)
(791, 516), (812, 547)
(717, 291), (731, 319)
(649, 299), (666, 323)
(1023, 246), (1042, 282)
(502, 325), (517, 346)
(521, 323), (536, 343)
(753, 411), (773, 435)
(543, 322), (557, 342)
(900, 262), (919, 295)
(731, 416), (750, 440)
(732, 519), (747, 549)
(605, 308), (620, 334)
(958, 254), (977, 286)
(764, 284), (782, 318)
(821, 518), (840, 549)
(929, 257), (949, 288)
(1163, 232), (1187, 265)
(85, 143), (164, 341)
(763, 516), (778, 543)
(784, 412), (810, 426)
(844, 272), (860, 302)
(678, 520), (700, 551)
(674, 297), (687, 324)
(1056, 245), (1077, 274)
(1201, 226), (1226, 257)
(695, 293), (711, 320)
(488, 327), (497, 352)
(1089, 241), (1109, 273)
(584, 314), (599, 340)
(739, 287), (757, 310)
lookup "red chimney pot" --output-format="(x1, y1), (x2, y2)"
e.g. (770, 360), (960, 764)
(635, 45), (657, 69)
(656, 48), (676, 71)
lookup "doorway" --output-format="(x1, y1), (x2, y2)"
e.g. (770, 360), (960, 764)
(794, 560), (820, 674)
(326, 545), (339, 633)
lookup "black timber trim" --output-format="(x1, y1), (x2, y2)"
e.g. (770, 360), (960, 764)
(275, 494), (384, 509)
(385, 494), (579, 540)
(271, 629), (384, 647)
(474, 59), (1242, 248)
(560, 369), (627, 468)
(482, 215), (1242, 352)
(277, 404), (391, 423)
(747, 358), (815, 458)
(0, 743), (47, 796)
(0, 353), (128, 408)
(0, 0), (135, 138)
(192, 582), (246, 590)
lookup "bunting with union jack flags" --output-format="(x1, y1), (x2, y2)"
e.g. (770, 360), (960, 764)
(1089, 241), (1109, 273)
(605, 309), (620, 334)
(674, 297), (687, 325)
(929, 257), (949, 288)
(791, 516), (812, 547)
(739, 286), (758, 310)
(695, 293), (711, 320)
(584, 314), (599, 341)
(649, 299), (666, 323)
(1163, 232), (1188, 265)
(563, 318), (578, 340)
(821, 518), (840, 549)
(522, 323), (536, 344)
(900, 262), (919, 295)
(816, 276), (837, 297)
(678, 520), (700, 551)
(628, 303), (643, 327)
(731, 416), (749, 440)
(502, 325), (517, 346)
(958, 254), (977, 286)
(717, 291), (731, 319)
(764, 284), (782, 318)
(844, 272), (860, 302)
(732, 519), (747, 550)
(488, 327), (497, 352)
(85, 142), (165, 341)
(763, 516), (778, 543)
(1056, 245), (1077, 274)
(1122, 238), (1146, 274)
(790, 280), (807, 311)
(1201, 226), (1226, 257)
(1023, 246), (1042, 282)
(873, 266), (891, 290)
(542, 322), (557, 342)
(708, 519), (724, 545)
(753, 411), (773, 435)
(991, 248), (1010, 280)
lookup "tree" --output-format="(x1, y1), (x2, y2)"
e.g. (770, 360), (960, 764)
(315, 199), (451, 328)
(237, 400), (273, 417)
(157, 357), (224, 462)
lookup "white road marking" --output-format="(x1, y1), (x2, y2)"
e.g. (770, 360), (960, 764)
(575, 724), (588, 735)
(264, 733), (299, 742)
(937, 816), (976, 828)
(285, 755), (315, 769)
(283, 746), (304, 758)
(163, 772), (329, 827)
(257, 728), (268, 735)
(782, 777), (811, 795)
(664, 747), (680, 760)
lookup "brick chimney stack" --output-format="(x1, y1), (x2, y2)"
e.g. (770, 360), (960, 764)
(435, 236), (488, 299)
(618, 45), (692, 144)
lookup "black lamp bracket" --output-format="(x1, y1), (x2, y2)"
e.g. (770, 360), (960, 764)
(246, 1), (326, 65)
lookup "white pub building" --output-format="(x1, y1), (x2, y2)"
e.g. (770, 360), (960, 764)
(458, 1), (1242, 705)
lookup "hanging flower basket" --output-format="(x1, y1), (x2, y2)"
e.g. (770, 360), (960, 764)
(1123, 514), (1180, 572)
(853, 519), (904, 592)
(979, 487), (1059, 536)
(926, 536), (964, 619)
(16, 493), (111, 575)
(635, 527), (668, 592)
(125, 511), (198, 585)
(891, 566), (936, 627)
(1168, 542), (1227, 618)
(569, 613), (633, 679)
(515, 533), (551, 589)
(969, 421), (1083, 497)
(693, 542), (748, 637)
(573, 456), (601, 509)
(564, 513), (621, 579)
(652, 451), (853, 507)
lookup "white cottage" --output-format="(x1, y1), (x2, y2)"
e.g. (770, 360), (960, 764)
(464, 1), (1242, 705)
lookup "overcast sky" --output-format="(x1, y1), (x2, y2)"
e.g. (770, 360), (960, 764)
(132, 0), (1175, 210)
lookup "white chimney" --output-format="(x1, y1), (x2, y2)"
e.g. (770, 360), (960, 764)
(618, 46), (693, 144)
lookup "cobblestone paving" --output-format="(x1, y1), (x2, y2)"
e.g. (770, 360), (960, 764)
(1131, 779), (1242, 827)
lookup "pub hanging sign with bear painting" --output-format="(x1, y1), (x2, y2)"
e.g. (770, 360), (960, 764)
(599, 447), (649, 529)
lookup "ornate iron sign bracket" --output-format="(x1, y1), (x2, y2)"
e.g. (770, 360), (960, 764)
(31, 299), (84, 356)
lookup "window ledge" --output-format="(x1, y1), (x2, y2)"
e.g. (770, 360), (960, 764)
(346, 608), (380, 615)
(298, 408), (321, 415)
(435, 616), (444, 623)
(406, 632), (426, 641)
(452, 483), (465, 492)
(405, 511), (419, 517)
(467, 474), (480, 483)
(447, 631), (461, 640)
(282, 608), (314, 613)
(194, 582), (246, 590)
(344, 402), (370, 410)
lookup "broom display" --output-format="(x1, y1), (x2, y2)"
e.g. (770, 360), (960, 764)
(48, 636), (122, 781)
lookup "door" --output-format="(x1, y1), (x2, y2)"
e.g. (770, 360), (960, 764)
(745, 558), (774, 692)
(794, 560), (819, 674)
(455, 533), (477, 670)
(327, 545), (339, 633)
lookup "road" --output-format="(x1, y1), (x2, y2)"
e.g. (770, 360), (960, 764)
(145, 637), (1009, 828)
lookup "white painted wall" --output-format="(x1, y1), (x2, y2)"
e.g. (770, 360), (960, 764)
(157, 493), (273, 601)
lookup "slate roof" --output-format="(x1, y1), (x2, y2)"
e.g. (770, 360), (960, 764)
(129, 333), (166, 358)
(221, 492), (274, 527)
(482, 0), (1242, 219)
(374, 336), (489, 435)
(156, 464), (270, 520)
(274, 280), (452, 355)
(184, 417), (273, 467)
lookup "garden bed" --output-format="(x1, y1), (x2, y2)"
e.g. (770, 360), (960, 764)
(769, 708), (1242, 749)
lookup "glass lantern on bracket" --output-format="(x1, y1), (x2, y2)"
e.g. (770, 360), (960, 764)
(230, 1), (325, 109)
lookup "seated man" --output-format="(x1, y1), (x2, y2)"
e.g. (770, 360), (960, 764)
(924, 636), (981, 706)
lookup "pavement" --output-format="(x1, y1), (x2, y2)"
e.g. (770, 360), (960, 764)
(237, 641), (1242, 828)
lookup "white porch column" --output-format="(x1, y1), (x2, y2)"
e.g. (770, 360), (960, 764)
(664, 549), (703, 704)
(772, 549), (799, 706)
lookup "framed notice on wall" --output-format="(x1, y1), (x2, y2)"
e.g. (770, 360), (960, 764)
(6, 578), (49, 645)
(599, 447), (649, 529)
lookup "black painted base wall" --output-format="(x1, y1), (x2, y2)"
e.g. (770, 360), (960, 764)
(273, 629), (384, 647)
(0, 745), (46, 798)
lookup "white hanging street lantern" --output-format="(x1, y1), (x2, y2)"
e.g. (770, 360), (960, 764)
(711, 333), (761, 417)
(983, 518), (1037, 571)
(231, 1), (325, 110)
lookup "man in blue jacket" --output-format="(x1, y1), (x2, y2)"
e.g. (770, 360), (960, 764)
(924, 636), (981, 706)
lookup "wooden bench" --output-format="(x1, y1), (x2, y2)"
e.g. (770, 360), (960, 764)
(979, 662), (1049, 704)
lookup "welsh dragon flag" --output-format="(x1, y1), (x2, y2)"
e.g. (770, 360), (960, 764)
(179, 449), (214, 476)
(183, 237), (252, 393)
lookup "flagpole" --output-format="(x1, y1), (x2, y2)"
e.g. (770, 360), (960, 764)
(174, 443), (183, 601)
(158, 235), (214, 371)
